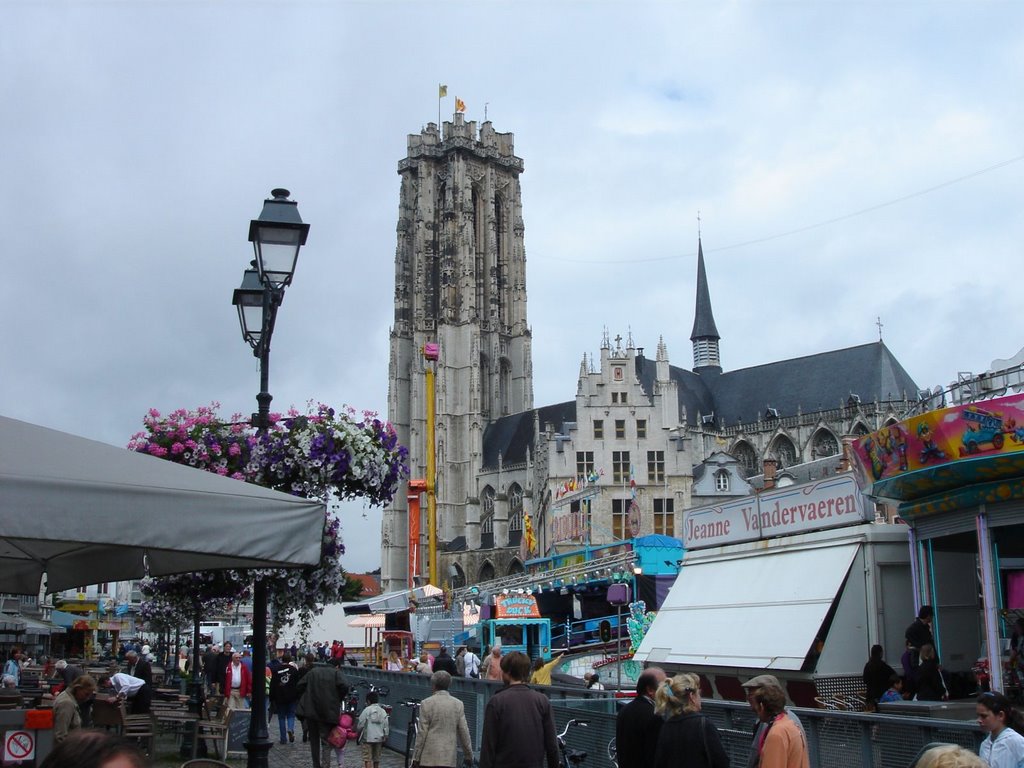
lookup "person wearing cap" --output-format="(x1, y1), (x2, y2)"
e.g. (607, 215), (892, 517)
(741, 675), (805, 768)
(749, 684), (809, 768)
(616, 667), (666, 768)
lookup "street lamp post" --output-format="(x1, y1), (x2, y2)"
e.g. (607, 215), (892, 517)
(232, 188), (309, 768)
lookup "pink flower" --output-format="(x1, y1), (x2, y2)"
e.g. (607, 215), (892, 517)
(228, 443), (241, 456)
(171, 442), (185, 454)
(147, 444), (168, 457)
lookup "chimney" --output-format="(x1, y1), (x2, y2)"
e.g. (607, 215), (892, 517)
(839, 438), (855, 472)
(763, 458), (778, 489)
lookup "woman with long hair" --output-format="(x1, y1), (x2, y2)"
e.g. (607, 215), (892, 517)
(651, 673), (729, 768)
(916, 644), (947, 701)
(977, 691), (1024, 768)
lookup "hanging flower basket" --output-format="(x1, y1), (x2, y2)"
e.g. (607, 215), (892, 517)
(129, 402), (408, 627)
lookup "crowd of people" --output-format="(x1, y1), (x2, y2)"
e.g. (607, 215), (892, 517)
(13, 602), (1024, 768)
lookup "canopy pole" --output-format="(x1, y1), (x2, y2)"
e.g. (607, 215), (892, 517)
(246, 580), (271, 768)
(977, 507), (1003, 691)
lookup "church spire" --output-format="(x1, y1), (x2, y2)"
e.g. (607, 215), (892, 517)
(690, 237), (721, 371)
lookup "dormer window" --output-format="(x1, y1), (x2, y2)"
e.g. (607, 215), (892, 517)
(715, 470), (730, 492)
(765, 407), (779, 420)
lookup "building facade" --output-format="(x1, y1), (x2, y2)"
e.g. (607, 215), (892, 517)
(383, 116), (920, 592)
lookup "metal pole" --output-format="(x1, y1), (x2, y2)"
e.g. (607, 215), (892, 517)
(426, 358), (437, 587)
(185, 607), (205, 759)
(616, 603), (622, 691)
(977, 507), (1003, 691)
(245, 284), (276, 768)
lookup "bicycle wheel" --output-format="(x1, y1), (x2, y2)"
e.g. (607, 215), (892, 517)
(404, 718), (416, 768)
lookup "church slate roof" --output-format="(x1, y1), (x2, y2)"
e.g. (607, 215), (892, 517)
(705, 341), (917, 426)
(481, 342), (917, 470)
(482, 401), (577, 469)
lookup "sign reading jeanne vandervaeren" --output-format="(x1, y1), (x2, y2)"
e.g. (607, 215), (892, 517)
(682, 474), (869, 550)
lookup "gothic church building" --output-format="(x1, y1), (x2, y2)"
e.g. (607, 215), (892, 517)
(381, 115), (918, 592)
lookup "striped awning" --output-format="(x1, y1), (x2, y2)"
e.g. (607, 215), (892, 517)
(348, 614), (386, 628)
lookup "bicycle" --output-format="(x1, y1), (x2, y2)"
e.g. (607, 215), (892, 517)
(344, 679), (391, 715)
(557, 718), (589, 768)
(607, 736), (616, 768)
(401, 698), (422, 768)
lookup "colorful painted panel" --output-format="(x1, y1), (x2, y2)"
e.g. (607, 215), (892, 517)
(851, 392), (1024, 504)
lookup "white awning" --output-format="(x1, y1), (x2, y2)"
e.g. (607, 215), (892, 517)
(343, 584), (443, 615)
(635, 542), (860, 670)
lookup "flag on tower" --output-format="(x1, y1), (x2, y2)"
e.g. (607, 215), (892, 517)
(455, 97), (466, 113)
(438, 84), (448, 98)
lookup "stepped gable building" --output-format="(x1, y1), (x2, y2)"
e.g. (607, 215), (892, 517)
(381, 115), (919, 592)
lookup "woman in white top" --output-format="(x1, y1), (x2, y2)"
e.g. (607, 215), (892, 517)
(977, 691), (1024, 768)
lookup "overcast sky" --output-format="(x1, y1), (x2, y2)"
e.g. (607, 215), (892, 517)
(4, 1), (1023, 573)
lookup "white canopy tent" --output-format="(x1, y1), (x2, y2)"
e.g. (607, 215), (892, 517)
(0, 415), (326, 595)
(343, 584), (444, 615)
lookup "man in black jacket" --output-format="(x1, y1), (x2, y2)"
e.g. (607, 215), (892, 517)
(296, 662), (348, 768)
(215, 642), (234, 694)
(433, 647), (459, 676)
(124, 651), (152, 686)
(202, 645), (219, 693)
(615, 667), (666, 768)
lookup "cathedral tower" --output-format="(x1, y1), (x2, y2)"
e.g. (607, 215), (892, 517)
(382, 114), (533, 592)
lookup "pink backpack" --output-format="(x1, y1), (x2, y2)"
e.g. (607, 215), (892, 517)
(328, 712), (358, 749)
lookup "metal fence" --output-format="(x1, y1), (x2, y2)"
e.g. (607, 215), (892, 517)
(338, 667), (982, 768)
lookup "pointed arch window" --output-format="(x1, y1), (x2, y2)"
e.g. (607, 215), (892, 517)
(508, 485), (524, 532)
(481, 486), (495, 534)
(732, 441), (758, 476)
(812, 429), (840, 458)
(499, 358), (512, 416)
(769, 435), (797, 468)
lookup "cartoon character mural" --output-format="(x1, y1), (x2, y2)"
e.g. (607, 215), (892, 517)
(917, 422), (947, 464)
(862, 423), (910, 480)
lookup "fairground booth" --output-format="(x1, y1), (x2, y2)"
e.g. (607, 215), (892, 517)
(635, 473), (912, 706)
(851, 392), (1024, 695)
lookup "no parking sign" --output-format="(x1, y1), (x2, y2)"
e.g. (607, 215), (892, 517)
(3, 730), (35, 763)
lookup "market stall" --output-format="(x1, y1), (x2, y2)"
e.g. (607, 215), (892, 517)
(850, 391), (1024, 694)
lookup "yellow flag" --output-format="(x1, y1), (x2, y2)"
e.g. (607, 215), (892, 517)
(455, 97), (466, 113)
(438, 84), (448, 98)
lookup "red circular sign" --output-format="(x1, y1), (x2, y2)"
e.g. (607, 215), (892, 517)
(6, 730), (33, 760)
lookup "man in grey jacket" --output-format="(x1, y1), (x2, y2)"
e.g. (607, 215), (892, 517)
(412, 671), (473, 768)
(480, 652), (558, 768)
(296, 663), (349, 768)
